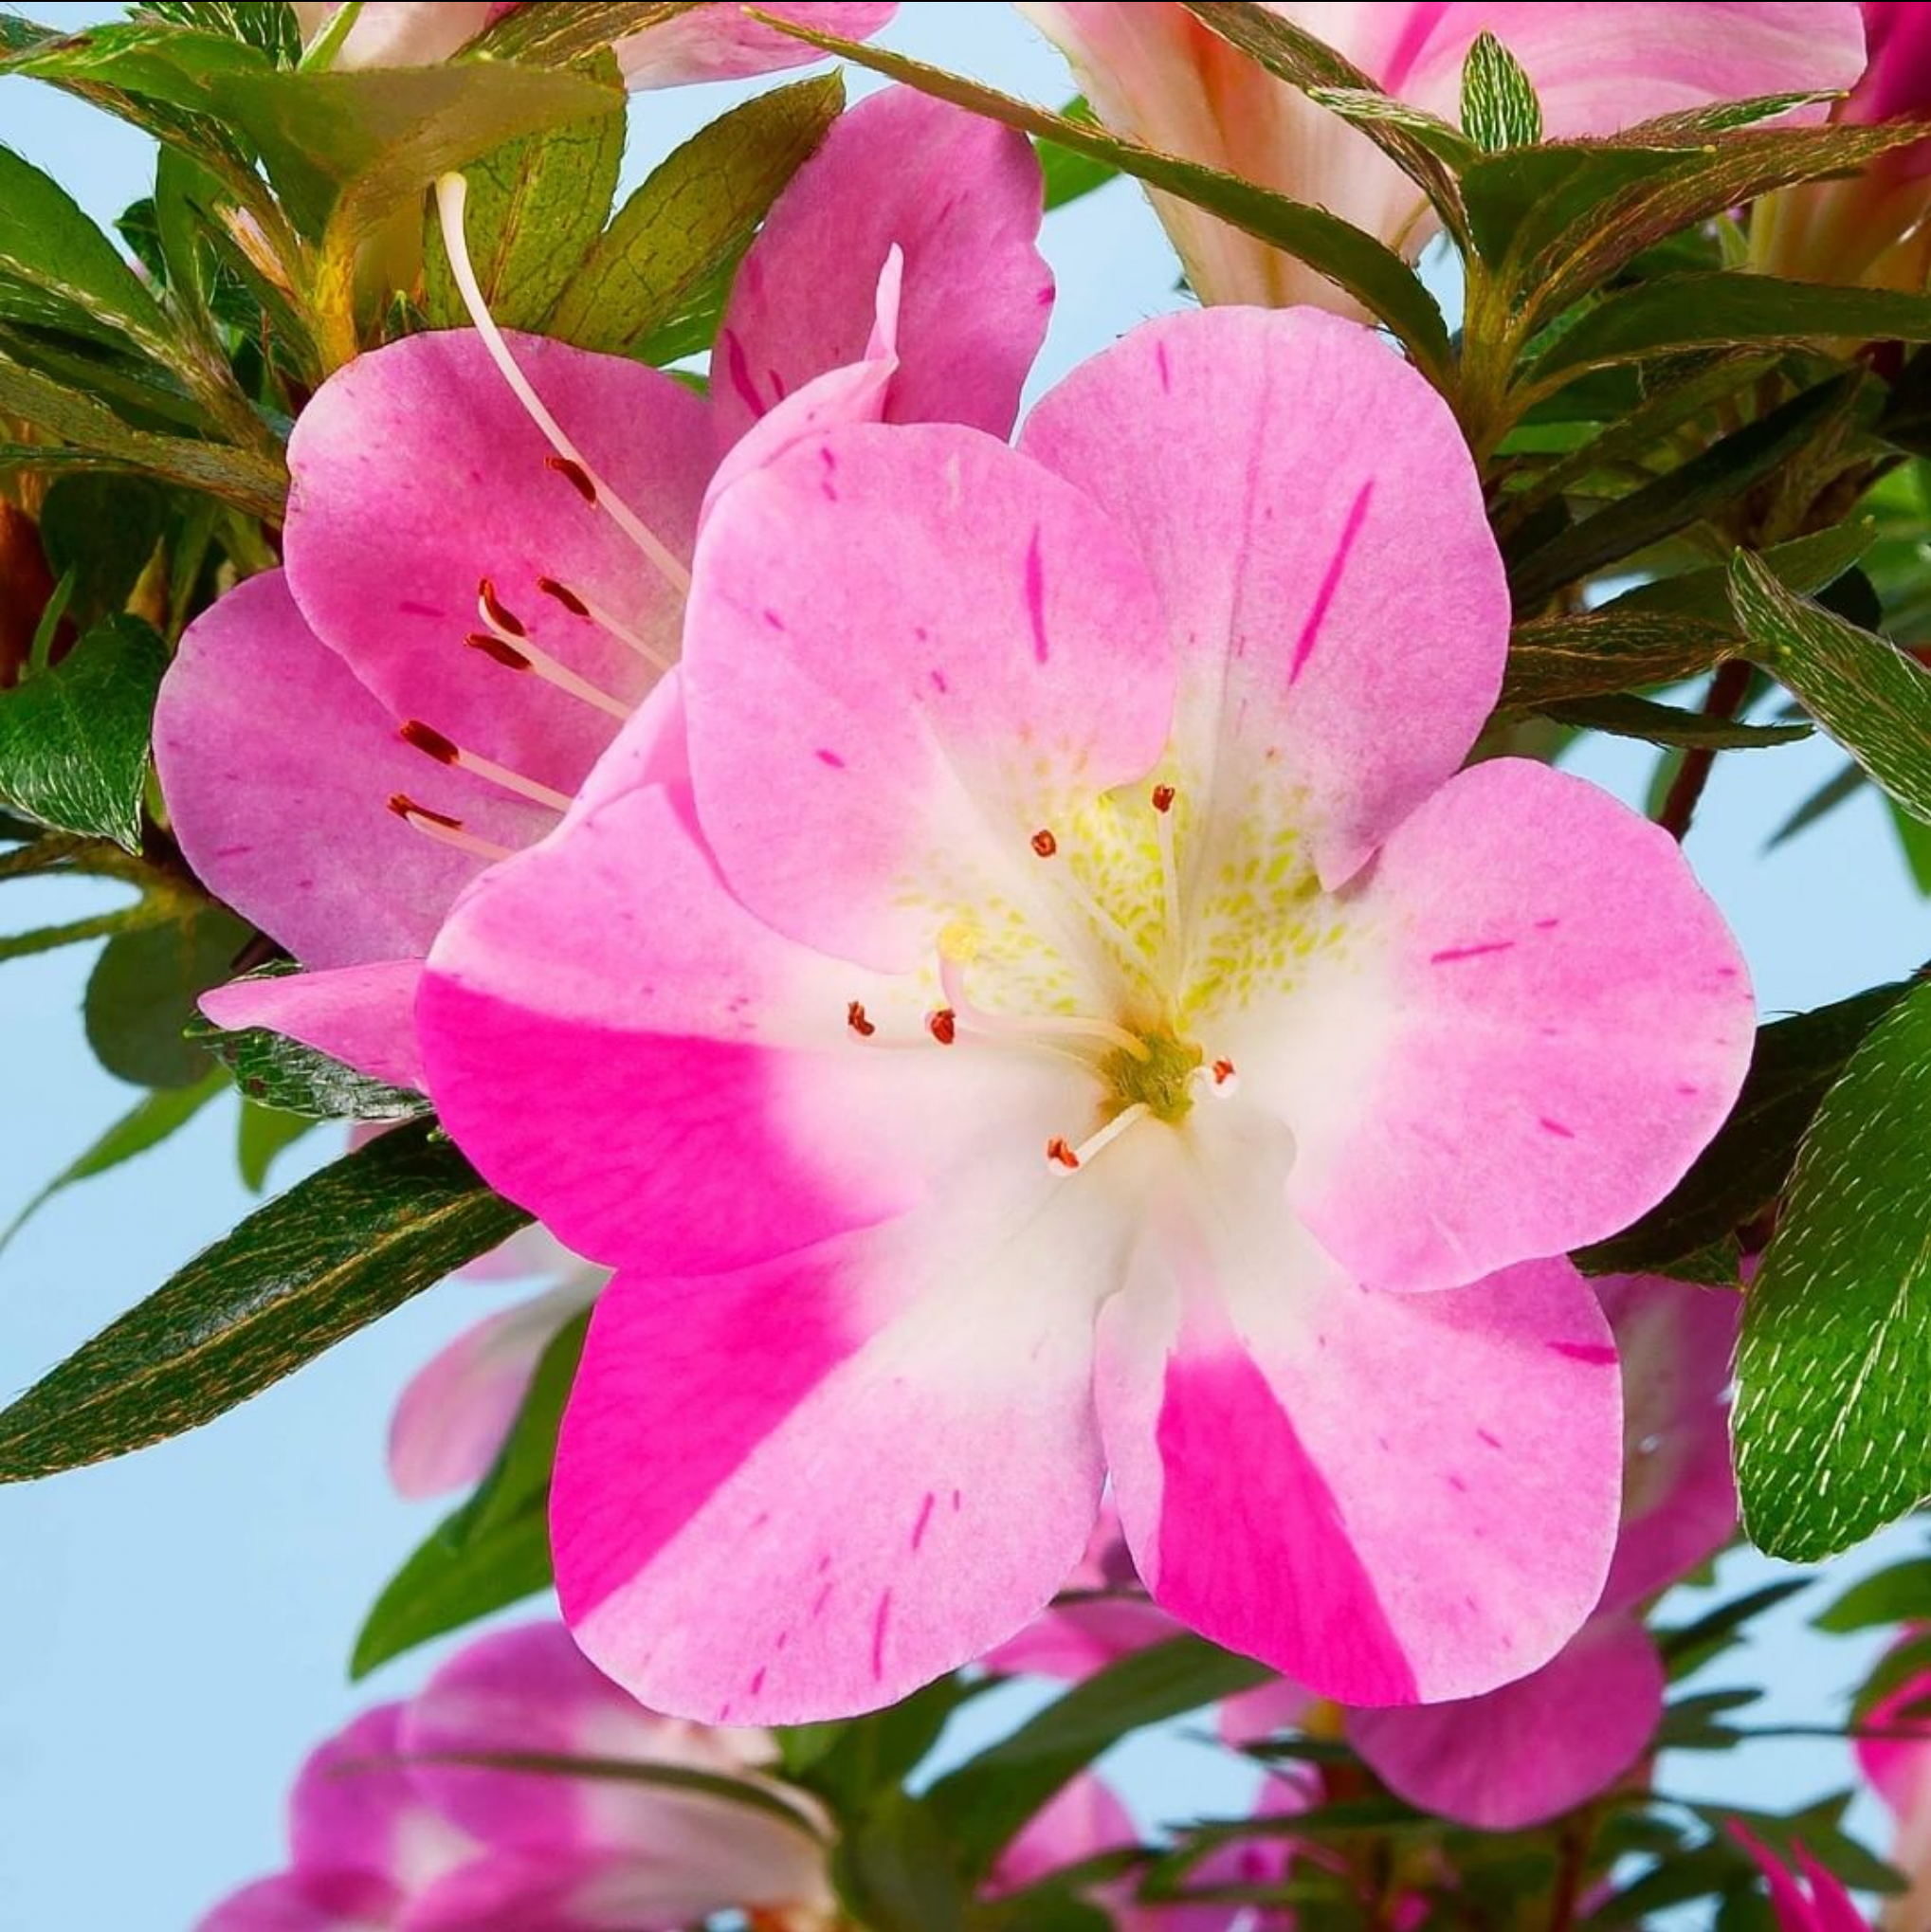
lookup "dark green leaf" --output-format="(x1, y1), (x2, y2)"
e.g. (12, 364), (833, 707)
(1656, 1581), (1810, 1678)
(1039, 100), (1118, 210)
(1815, 1555), (1931, 1633)
(923, 1635), (1272, 1878)
(743, 11), (1453, 377)
(352, 1311), (583, 1676)
(1689, 1797), (1904, 1896)
(423, 66), (625, 332)
(1509, 374), (1865, 610)
(0, 1066), (226, 1251)
(0, 1121), (529, 1481)
(832, 1789), (970, 1932)
(800, 1674), (988, 1818)
(1501, 610), (1738, 710)
(1610, 519), (1875, 626)
(1734, 980), (1931, 1560)
(236, 1098), (317, 1193)
(1539, 692), (1809, 751)
(1890, 793), (1931, 893)
(1576, 982), (1910, 1276)
(137, 3), (303, 64)
(545, 73), (843, 361)
(85, 906), (251, 1089)
(38, 475), (169, 630)
(1459, 31), (1542, 153)
(188, 972), (428, 1119)
(1766, 760), (1866, 849)
(0, 614), (165, 848)
(1731, 548), (1931, 827)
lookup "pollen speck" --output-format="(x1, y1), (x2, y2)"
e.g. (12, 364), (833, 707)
(927, 1008), (957, 1046)
(1047, 1136), (1080, 1170)
(1152, 784), (1175, 813)
(1030, 828), (1058, 858)
(847, 1000), (876, 1038)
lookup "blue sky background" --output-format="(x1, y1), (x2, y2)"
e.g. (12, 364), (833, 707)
(2, 4), (1929, 1925)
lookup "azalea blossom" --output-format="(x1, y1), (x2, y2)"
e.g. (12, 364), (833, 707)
(199, 1621), (834, 1931)
(1753, 3), (1931, 290)
(1856, 1639), (1931, 1930)
(1731, 1823), (1870, 1932)
(154, 85), (1053, 1088)
(417, 301), (1753, 1723)
(288, 1), (895, 84)
(1018, 3), (1867, 312)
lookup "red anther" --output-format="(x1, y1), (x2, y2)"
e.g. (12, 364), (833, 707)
(537, 575), (592, 617)
(926, 1008), (957, 1046)
(388, 793), (464, 829)
(545, 455), (597, 503)
(1030, 828), (1058, 858)
(1152, 784), (1176, 813)
(400, 720), (459, 764)
(847, 1000), (876, 1038)
(1211, 1057), (1236, 1085)
(477, 576), (527, 637)
(465, 629), (532, 670)
(1047, 1136), (1081, 1170)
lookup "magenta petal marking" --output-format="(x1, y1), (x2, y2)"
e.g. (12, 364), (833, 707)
(1024, 524), (1048, 664)
(1430, 939), (1517, 964)
(1549, 1340), (1618, 1365)
(1288, 479), (1373, 683)
(870, 1590), (893, 1681)
(1538, 1117), (1576, 1139)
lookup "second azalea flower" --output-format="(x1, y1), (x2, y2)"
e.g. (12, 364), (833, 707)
(418, 302), (1754, 1722)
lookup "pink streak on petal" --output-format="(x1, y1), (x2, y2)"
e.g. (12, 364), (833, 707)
(1288, 480), (1372, 683)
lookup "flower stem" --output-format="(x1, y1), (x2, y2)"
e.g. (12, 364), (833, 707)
(1656, 660), (1753, 842)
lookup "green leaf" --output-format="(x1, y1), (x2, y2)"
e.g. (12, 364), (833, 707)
(1528, 275), (1931, 392)
(799, 1674), (987, 1818)
(0, 1121), (530, 1483)
(1611, 519), (1876, 626)
(1576, 982), (1910, 1277)
(1539, 692), (1810, 751)
(1655, 1580), (1810, 1678)
(1039, 100), (1119, 210)
(742, 10), (1454, 378)
(236, 1098), (317, 1193)
(1302, 84), (1481, 170)
(1459, 31), (1542, 153)
(423, 66), (625, 333)
(1501, 610), (1738, 710)
(545, 73), (843, 362)
(84, 906), (251, 1089)
(1890, 793), (1931, 893)
(1766, 761), (1866, 850)
(38, 474), (169, 630)
(1690, 1797), (1904, 1897)
(1734, 979), (1931, 1561)
(1509, 374), (1865, 610)
(187, 971), (428, 1119)
(0, 1066), (226, 1252)
(352, 1310), (583, 1677)
(1815, 1555), (1931, 1633)
(1853, 1626), (1931, 1722)
(1731, 549), (1931, 827)
(0, 614), (165, 848)
(137, 2), (303, 64)
(468, 0), (695, 66)
(923, 1635), (1272, 1879)
(832, 1789), (970, 1932)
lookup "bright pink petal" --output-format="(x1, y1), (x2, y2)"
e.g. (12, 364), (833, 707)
(992, 1771), (1139, 1893)
(614, 2), (894, 87)
(1098, 1120), (1622, 1705)
(155, 573), (546, 968)
(1217, 1675), (1317, 1747)
(1348, 1613), (1665, 1831)
(284, 332), (712, 798)
(201, 959), (426, 1090)
(1019, 306), (1507, 886)
(1731, 1825), (1870, 1932)
(292, 0), (492, 64)
(197, 1875), (379, 1932)
(554, 1186), (1122, 1722)
(421, 777), (1090, 1275)
(986, 1595), (1183, 1681)
(1858, 1662), (1931, 1819)
(1276, 758), (1754, 1293)
(681, 420), (1173, 971)
(388, 1275), (601, 1498)
(1596, 1273), (1740, 1612)
(717, 85), (1050, 445)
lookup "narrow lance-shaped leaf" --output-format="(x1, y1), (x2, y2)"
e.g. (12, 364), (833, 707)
(1459, 30), (1542, 153)
(468, 0), (696, 67)
(743, 8), (1454, 379)
(0, 1122), (531, 1482)
(1733, 980), (1931, 1561)
(1539, 693), (1809, 751)
(1500, 610), (1738, 711)
(1730, 548), (1931, 827)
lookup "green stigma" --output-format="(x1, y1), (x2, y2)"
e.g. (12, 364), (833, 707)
(1103, 1031), (1203, 1124)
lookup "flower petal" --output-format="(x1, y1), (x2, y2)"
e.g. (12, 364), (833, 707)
(201, 959), (427, 1090)
(1273, 757), (1754, 1293)
(614, 2), (896, 88)
(284, 332), (712, 797)
(717, 85), (1051, 446)
(554, 1190), (1122, 1722)
(984, 1595), (1182, 1682)
(155, 572), (547, 968)
(1019, 306), (1507, 886)
(990, 1771), (1137, 1893)
(682, 420), (1174, 971)
(1348, 1613), (1665, 1831)
(197, 1875), (374, 1932)
(421, 777), (1089, 1275)
(388, 1273), (602, 1498)
(1098, 1112), (1621, 1704)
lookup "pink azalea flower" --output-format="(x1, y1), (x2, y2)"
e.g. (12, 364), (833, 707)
(1731, 1824), (1871, 1932)
(1019, 3), (1867, 311)
(1753, 4), (1931, 289)
(1856, 1641), (1931, 1929)
(417, 301), (1754, 1723)
(288, 1), (895, 85)
(154, 84), (1053, 1088)
(198, 1621), (833, 1932)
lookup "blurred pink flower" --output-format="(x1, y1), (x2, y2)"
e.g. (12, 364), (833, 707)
(1856, 1638), (1931, 1929)
(1731, 1823), (1869, 1931)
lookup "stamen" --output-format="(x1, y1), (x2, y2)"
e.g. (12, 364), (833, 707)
(1047, 1103), (1151, 1176)
(1153, 783), (1183, 980)
(387, 793), (515, 863)
(434, 173), (693, 598)
(1030, 828), (1058, 858)
(1197, 1055), (1240, 1100)
(477, 577), (527, 638)
(546, 455), (596, 503)
(847, 1000), (877, 1038)
(537, 574), (676, 673)
(400, 720), (571, 812)
(1152, 784), (1175, 814)
(463, 629), (633, 721)
(939, 954), (1150, 1062)
(927, 1008), (957, 1045)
